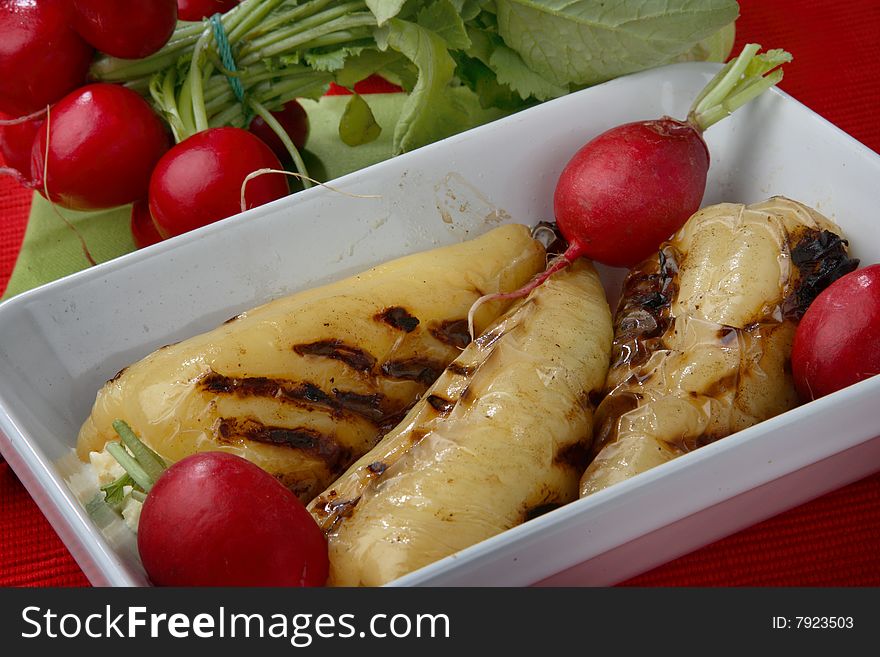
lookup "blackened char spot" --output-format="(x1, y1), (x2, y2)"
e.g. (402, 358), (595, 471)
(523, 503), (562, 522)
(375, 307), (420, 332)
(785, 229), (859, 319)
(294, 339), (377, 373)
(532, 221), (568, 257)
(367, 461), (387, 476)
(299, 382), (333, 405)
(426, 395), (454, 415)
(446, 362), (476, 377)
(554, 440), (591, 470)
(108, 366), (128, 383)
(430, 319), (471, 349)
(610, 244), (680, 369)
(314, 495), (361, 533)
(216, 418), (352, 475)
(381, 358), (443, 385)
(587, 389), (605, 408)
(639, 291), (668, 310)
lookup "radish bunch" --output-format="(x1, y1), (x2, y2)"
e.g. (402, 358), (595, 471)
(0, 0), (309, 250)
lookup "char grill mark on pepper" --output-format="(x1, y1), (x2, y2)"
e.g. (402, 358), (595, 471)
(446, 362), (476, 377)
(375, 307), (420, 333)
(784, 229), (859, 319)
(426, 394), (455, 415)
(429, 319), (471, 349)
(380, 358), (445, 385)
(199, 371), (388, 424)
(610, 244), (680, 369)
(311, 489), (362, 533)
(215, 417), (351, 474)
(293, 339), (377, 373)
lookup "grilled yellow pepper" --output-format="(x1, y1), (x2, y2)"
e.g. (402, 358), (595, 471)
(581, 197), (857, 496)
(77, 224), (546, 500)
(309, 259), (613, 586)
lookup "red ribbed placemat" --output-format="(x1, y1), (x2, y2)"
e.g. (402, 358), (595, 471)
(2, 0), (880, 587)
(0, 174), (29, 295)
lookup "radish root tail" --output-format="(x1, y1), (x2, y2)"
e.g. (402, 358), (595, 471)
(467, 256), (571, 340)
(0, 107), (47, 126)
(0, 166), (32, 186)
(41, 105), (97, 267)
(240, 168), (381, 213)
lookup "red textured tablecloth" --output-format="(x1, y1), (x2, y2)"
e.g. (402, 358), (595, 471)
(2, 0), (880, 587)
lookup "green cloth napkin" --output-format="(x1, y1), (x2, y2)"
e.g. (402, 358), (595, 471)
(2, 91), (505, 300)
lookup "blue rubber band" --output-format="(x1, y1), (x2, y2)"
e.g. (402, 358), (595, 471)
(210, 13), (245, 104)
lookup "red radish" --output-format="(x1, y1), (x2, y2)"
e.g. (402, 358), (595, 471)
(554, 119), (709, 268)
(149, 126), (288, 238)
(552, 44), (792, 270)
(68, 0), (177, 60)
(468, 45), (792, 334)
(31, 83), (171, 211)
(248, 99), (310, 162)
(792, 264), (880, 401)
(176, 0), (238, 21)
(130, 200), (164, 249)
(138, 451), (329, 587)
(0, 0), (94, 116)
(0, 114), (43, 185)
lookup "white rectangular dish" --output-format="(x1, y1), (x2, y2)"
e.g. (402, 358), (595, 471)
(1, 62), (879, 587)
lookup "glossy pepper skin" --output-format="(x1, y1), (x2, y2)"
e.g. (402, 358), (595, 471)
(310, 260), (612, 587)
(581, 197), (856, 496)
(77, 225), (546, 502)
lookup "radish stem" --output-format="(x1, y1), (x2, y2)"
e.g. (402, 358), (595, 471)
(188, 28), (214, 133)
(130, 490), (148, 503)
(112, 419), (166, 484)
(101, 421), (171, 497)
(105, 442), (154, 492)
(229, 0), (293, 41)
(239, 12), (376, 64)
(239, 3), (368, 57)
(208, 75), (329, 127)
(249, 99), (312, 187)
(688, 44), (792, 131)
